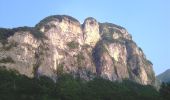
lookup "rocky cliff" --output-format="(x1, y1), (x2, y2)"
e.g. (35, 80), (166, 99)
(0, 15), (155, 85)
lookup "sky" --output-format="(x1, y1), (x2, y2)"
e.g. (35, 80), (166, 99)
(0, 0), (170, 75)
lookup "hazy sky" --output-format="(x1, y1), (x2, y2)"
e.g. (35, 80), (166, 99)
(0, 0), (170, 75)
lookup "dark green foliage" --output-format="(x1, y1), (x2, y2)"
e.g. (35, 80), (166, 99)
(0, 33), (18, 50)
(160, 82), (170, 100)
(0, 67), (55, 100)
(67, 41), (79, 49)
(80, 78), (162, 100)
(0, 28), (15, 45)
(0, 68), (167, 100)
(55, 74), (82, 100)
(0, 56), (15, 63)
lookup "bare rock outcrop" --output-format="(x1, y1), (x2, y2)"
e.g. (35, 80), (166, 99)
(0, 15), (155, 85)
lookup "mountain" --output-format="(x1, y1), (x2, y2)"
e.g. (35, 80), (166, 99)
(0, 15), (155, 85)
(157, 69), (170, 83)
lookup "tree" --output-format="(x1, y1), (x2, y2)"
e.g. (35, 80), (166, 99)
(160, 82), (170, 100)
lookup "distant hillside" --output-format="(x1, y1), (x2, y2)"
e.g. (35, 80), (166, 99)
(157, 69), (170, 83)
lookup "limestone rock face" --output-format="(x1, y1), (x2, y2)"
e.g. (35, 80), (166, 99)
(0, 29), (40, 77)
(83, 17), (100, 46)
(0, 15), (155, 85)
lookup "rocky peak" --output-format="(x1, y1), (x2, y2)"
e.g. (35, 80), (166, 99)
(82, 17), (100, 46)
(36, 15), (81, 34)
(99, 23), (132, 41)
(0, 15), (155, 85)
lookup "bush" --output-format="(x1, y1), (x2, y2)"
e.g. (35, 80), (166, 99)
(12, 26), (47, 40)
(2, 42), (18, 51)
(0, 28), (15, 45)
(67, 41), (79, 49)
(0, 56), (15, 63)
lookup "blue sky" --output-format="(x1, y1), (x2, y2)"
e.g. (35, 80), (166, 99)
(0, 0), (170, 75)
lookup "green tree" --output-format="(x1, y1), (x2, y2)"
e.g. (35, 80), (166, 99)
(160, 82), (170, 100)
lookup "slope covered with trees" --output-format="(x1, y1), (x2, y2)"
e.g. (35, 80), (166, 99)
(0, 67), (169, 100)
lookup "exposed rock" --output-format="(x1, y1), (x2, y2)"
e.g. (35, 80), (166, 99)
(82, 17), (100, 46)
(0, 30), (40, 77)
(0, 15), (155, 85)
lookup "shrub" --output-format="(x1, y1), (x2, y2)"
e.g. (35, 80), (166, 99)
(76, 53), (85, 68)
(2, 41), (18, 51)
(0, 56), (15, 63)
(57, 63), (64, 75)
(0, 28), (15, 45)
(12, 26), (47, 40)
(67, 41), (79, 49)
